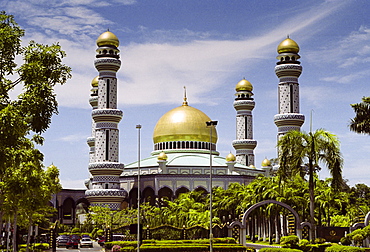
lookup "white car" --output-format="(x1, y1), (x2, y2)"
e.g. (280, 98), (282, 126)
(80, 237), (93, 248)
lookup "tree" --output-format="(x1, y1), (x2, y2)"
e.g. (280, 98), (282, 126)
(350, 97), (370, 134)
(277, 129), (343, 240)
(0, 11), (71, 251)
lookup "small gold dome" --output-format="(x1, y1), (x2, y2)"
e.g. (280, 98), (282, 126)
(226, 152), (236, 162)
(153, 103), (217, 144)
(96, 31), (119, 47)
(249, 164), (256, 169)
(236, 78), (253, 92)
(91, 76), (99, 87)
(277, 37), (299, 54)
(157, 151), (168, 161)
(261, 158), (271, 167)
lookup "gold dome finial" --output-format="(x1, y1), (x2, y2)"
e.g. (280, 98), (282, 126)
(226, 152), (236, 162)
(277, 37), (299, 54)
(96, 30), (119, 47)
(236, 78), (253, 92)
(261, 158), (272, 167)
(158, 151), (168, 161)
(183, 86), (188, 106)
(91, 76), (99, 87)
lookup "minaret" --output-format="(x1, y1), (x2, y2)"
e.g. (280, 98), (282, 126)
(85, 31), (127, 210)
(274, 37), (305, 140)
(87, 76), (99, 164)
(232, 78), (257, 166)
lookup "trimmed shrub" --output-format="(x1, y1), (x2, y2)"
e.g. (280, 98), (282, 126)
(300, 243), (332, 252)
(120, 246), (135, 252)
(280, 235), (300, 248)
(19, 243), (49, 250)
(325, 245), (366, 252)
(105, 241), (137, 250)
(259, 248), (303, 252)
(340, 236), (351, 246)
(314, 238), (326, 244)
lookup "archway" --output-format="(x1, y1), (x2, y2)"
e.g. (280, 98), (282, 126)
(62, 198), (75, 225)
(158, 187), (173, 206)
(237, 200), (303, 246)
(175, 186), (190, 198)
(143, 187), (156, 206)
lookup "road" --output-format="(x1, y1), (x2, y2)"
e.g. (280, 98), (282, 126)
(54, 241), (103, 252)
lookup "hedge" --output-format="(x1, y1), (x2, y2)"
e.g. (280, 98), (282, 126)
(324, 245), (366, 252)
(19, 243), (49, 250)
(259, 248), (303, 252)
(106, 239), (250, 252)
(300, 243), (332, 252)
(104, 241), (138, 249)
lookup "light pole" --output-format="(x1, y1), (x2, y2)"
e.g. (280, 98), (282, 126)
(206, 120), (217, 252)
(136, 124), (141, 252)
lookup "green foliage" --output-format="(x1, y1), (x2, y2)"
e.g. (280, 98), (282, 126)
(325, 245), (366, 252)
(313, 238), (326, 244)
(71, 227), (80, 233)
(19, 243), (49, 250)
(280, 235), (299, 248)
(340, 236), (351, 246)
(298, 239), (309, 247)
(259, 248), (303, 252)
(138, 239), (248, 252)
(0, 10), (71, 250)
(350, 96), (370, 135)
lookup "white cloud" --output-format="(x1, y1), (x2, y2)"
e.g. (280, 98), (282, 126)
(60, 179), (87, 189)
(2, 0), (351, 109)
(59, 134), (87, 143)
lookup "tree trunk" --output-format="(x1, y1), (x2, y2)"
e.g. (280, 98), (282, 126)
(309, 157), (316, 240)
(12, 212), (17, 252)
(26, 216), (33, 252)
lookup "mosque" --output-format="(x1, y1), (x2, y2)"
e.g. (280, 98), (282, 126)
(51, 31), (304, 224)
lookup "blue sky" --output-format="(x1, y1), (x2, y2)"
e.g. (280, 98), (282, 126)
(2, 0), (370, 189)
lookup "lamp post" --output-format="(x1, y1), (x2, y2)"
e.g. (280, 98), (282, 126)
(206, 120), (217, 252)
(136, 124), (141, 252)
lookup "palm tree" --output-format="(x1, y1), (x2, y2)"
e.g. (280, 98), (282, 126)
(350, 96), (370, 134)
(277, 129), (343, 240)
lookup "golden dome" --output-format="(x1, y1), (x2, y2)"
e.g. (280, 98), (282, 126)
(157, 151), (168, 161)
(261, 158), (271, 167)
(96, 31), (119, 47)
(153, 102), (217, 144)
(91, 76), (99, 87)
(225, 152), (236, 162)
(236, 78), (253, 92)
(277, 37), (299, 54)
(249, 164), (256, 169)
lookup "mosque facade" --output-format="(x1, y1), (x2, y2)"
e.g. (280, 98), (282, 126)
(53, 31), (304, 221)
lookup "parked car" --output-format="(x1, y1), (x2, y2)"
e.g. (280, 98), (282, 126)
(56, 236), (69, 247)
(66, 238), (79, 249)
(97, 237), (105, 246)
(80, 237), (93, 248)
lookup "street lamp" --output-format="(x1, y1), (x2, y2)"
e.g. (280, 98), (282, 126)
(206, 120), (217, 252)
(136, 124), (141, 252)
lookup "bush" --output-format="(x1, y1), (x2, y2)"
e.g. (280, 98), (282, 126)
(300, 243), (332, 252)
(104, 241), (137, 250)
(71, 227), (80, 233)
(280, 235), (300, 248)
(340, 236), (351, 246)
(325, 245), (366, 252)
(314, 238), (326, 244)
(139, 239), (248, 251)
(19, 243), (49, 250)
(120, 246), (135, 252)
(259, 248), (303, 252)
(112, 245), (122, 252)
(298, 239), (309, 247)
